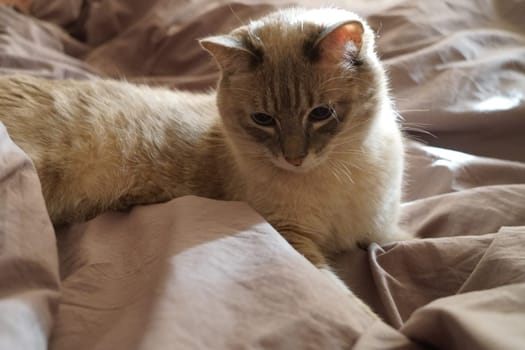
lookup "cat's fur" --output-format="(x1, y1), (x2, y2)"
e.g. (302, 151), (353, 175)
(0, 8), (405, 268)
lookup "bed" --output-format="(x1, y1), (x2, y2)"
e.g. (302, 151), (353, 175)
(1, 0), (524, 349)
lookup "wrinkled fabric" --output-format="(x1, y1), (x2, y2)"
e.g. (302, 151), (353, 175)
(51, 197), (380, 350)
(0, 0), (524, 349)
(0, 124), (60, 350)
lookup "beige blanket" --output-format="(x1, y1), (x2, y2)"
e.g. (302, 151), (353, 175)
(1, 1), (524, 349)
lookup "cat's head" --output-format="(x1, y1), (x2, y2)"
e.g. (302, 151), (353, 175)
(200, 8), (386, 173)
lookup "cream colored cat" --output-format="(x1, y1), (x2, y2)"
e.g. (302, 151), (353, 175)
(0, 7), (405, 269)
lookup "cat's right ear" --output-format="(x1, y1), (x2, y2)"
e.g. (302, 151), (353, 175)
(312, 20), (365, 67)
(199, 35), (259, 74)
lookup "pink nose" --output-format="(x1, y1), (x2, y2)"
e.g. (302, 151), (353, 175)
(285, 156), (305, 166)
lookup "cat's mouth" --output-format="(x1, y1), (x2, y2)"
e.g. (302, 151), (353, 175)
(271, 155), (320, 173)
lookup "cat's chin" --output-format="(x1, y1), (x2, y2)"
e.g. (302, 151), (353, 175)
(271, 157), (320, 174)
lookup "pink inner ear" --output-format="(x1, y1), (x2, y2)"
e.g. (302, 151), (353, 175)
(319, 22), (364, 65)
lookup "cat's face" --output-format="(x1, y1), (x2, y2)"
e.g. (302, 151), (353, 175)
(201, 8), (383, 173)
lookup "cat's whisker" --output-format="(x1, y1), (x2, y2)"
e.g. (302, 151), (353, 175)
(331, 114), (341, 123)
(333, 130), (368, 143)
(341, 120), (371, 131)
(329, 140), (366, 150)
(330, 140), (363, 149)
(402, 126), (436, 139)
(397, 108), (431, 113)
(328, 159), (355, 184)
(318, 76), (350, 88)
(329, 149), (365, 171)
(329, 148), (363, 154)
(331, 164), (345, 183)
(220, 87), (254, 94)
(317, 88), (352, 94)
(392, 109), (405, 122)
(329, 164), (344, 183)
(329, 151), (364, 157)
(336, 161), (356, 184)
(228, 3), (246, 26)
(319, 75), (374, 90)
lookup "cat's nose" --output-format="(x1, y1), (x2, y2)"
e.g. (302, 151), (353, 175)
(285, 156), (305, 166)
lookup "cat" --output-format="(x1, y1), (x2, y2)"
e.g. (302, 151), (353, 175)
(0, 7), (405, 271)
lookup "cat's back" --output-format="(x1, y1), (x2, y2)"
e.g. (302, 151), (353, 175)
(0, 76), (222, 223)
(0, 76), (218, 156)
(0, 76), (54, 121)
(0, 75), (216, 128)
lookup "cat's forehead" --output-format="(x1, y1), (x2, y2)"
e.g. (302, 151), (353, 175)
(241, 8), (364, 60)
(247, 8), (362, 38)
(250, 8), (361, 30)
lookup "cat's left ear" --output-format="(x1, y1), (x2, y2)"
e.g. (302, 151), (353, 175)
(313, 20), (365, 66)
(199, 35), (259, 74)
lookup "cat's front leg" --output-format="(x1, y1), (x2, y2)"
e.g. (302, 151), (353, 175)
(279, 229), (344, 287)
(277, 229), (350, 289)
(277, 229), (327, 267)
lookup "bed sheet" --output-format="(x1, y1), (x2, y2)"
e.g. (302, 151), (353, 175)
(0, 1), (524, 349)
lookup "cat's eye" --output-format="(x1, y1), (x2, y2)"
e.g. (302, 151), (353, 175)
(308, 105), (333, 122)
(251, 113), (275, 126)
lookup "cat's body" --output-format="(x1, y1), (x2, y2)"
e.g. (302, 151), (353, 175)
(0, 8), (405, 267)
(0, 77), (229, 222)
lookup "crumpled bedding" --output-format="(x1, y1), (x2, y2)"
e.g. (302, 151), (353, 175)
(0, 0), (524, 349)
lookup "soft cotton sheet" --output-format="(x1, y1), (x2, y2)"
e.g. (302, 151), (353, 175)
(0, 0), (524, 349)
